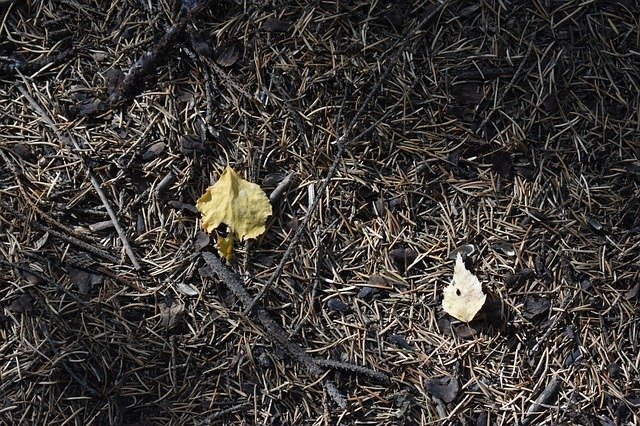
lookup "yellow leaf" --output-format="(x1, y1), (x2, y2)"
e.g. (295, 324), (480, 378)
(442, 253), (486, 322)
(216, 233), (234, 262)
(196, 166), (272, 241)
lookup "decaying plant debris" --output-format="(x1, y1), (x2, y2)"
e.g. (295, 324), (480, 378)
(1, 0), (639, 424)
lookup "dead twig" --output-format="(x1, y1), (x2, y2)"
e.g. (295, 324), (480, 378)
(521, 377), (561, 425)
(108, 0), (216, 106)
(269, 171), (296, 205)
(315, 358), (389, 382)
(0, 47), (78, 77)
(203, 401), (253, 423)
(245, 2), (447, 313)
(0, 200), (120, 264)
(16, 84), (141, 270)
(201, 251), (387, 408)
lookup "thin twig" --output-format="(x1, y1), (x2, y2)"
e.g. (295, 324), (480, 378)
(0, 47), (78, 77)
(0, 200), (120, 264)
(315, 358), (389, 382)
(244, 2), (447, 313)
(269, 171), (296, 205)
(203, 401), (253, 423)
(16, 84), (141, 270)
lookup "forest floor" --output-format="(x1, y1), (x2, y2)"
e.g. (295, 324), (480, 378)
(1, 0), (639, 424)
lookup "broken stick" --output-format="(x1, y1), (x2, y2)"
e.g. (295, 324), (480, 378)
(201, 251), (388, 408)
(108, 0), (216, 106)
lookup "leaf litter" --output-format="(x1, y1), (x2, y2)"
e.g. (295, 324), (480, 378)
(0, 0), (638, 424)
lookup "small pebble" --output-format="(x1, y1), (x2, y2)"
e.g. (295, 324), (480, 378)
(387, 333), (412, 350)
(357, 286), (377, 300)
(257, 352), (273, 368)
(142, 141), (165, 161)
(587, 215), (604, 234)
(389, 247), (418, 264)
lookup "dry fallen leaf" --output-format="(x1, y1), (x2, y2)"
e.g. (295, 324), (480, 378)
(426, 376), (459, 403)
(196, 166), (272, 259)
(160, 302), (185, 329)
(442, 253), (486, 322)
(67, 266), (104, 294)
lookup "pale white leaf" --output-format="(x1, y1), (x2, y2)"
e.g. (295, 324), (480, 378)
(442, 253), (486, 322)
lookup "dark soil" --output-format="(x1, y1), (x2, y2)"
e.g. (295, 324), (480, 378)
(1, 0), (639, 424)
